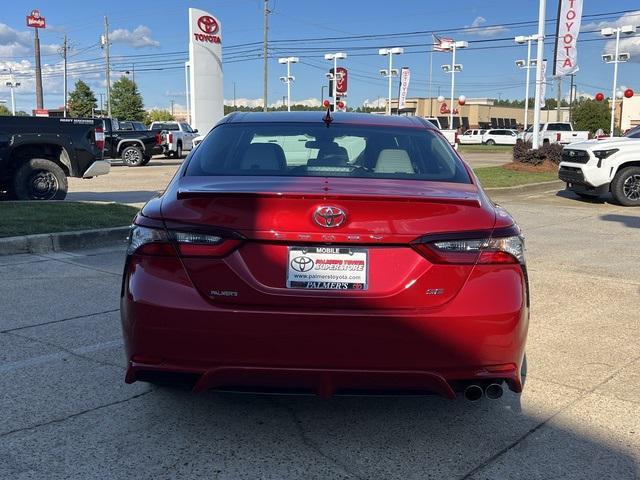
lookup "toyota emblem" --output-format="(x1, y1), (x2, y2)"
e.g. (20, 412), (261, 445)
(197, 15), (219, 34)
(313, 206), (346, 228)
(290, 256), (314, 272)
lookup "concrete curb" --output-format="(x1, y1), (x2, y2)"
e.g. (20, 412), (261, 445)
(0, 226), (129, 256)
(485, 179), (564, 194)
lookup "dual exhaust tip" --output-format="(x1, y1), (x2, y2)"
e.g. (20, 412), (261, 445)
(463, 383), (503, 401)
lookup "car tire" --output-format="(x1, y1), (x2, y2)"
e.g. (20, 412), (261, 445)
(521, 353), (527, 386)
(141, 156), (152, 166)
(485, 139), (495, 146)
(174, 143), (183, 159)
(121, 145), (144, 167)
(164, 152), (172, 159)
(13, 158), (68, 200)
(611, 166), (640, 206)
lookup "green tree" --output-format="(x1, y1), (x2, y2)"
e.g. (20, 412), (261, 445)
(572, 99), (611, 134)
(144, 109), (174, 125)
(68, 80), (97, 117)
(110, 76), (145, 121)
(0, 104), (11, 116)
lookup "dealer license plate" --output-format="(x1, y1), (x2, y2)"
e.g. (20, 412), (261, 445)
(286, 246), (368, 290)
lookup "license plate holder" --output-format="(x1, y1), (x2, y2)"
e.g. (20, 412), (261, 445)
(286, 246), (368, 290)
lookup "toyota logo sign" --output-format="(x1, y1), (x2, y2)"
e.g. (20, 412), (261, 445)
(290, 256), (314, 272)
(313, 206), (346, 228)
(198, 16), (219, 34)
(194, 15), (221, 44)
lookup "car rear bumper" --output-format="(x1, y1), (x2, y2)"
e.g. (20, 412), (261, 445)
(82, 160), (110, 178)
(120, 256), (529, 398)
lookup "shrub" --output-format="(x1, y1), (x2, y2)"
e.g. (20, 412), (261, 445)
(513, 139), (563, 165)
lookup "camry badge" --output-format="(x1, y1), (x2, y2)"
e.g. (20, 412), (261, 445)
(313, 206), (346, 228)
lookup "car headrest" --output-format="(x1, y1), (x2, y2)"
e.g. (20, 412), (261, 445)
(374, 149), (414, 174)
(240, 143), (286, 171)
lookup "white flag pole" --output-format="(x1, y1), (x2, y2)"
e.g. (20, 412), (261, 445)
(532, 0), (546, 150)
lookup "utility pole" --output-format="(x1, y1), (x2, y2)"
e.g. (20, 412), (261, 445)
(262, 0), (269, 112)
(59, 35), (69, 117)
(556, 77), (561, 121)
(102, 16), (112, 118)
(99, 93), (104, 115)
(170, 100), (175, 116)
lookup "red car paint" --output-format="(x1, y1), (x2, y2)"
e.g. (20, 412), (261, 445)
(121, 112), (528, 399)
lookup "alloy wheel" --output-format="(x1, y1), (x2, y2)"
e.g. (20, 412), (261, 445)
(622, 174), (640, 200)
(28, 170), (59, 200)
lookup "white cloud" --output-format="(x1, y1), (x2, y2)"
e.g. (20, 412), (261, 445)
(592, 11), (640, 64)
(361, 98), (386, 108)
(0, 23), (59, 58)
(223, 97), (322, 108)
(110, 25), (160, 49)
(463, 16), (509, 37)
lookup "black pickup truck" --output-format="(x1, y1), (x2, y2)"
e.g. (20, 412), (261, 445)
(102, 118), (162, 167)
(0, 116), (108, 200)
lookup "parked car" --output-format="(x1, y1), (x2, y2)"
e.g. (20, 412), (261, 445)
(118, 121), (147, 131)
(0, 116), (108, 200)
(423, 117), (458, 149)
(149, 121), (198, 158)
(102, 118), (163, 167)
(482, 129), (518, 145)
(519, 122), (590, 145)
(192, 134), (205, 149)
(458, 128), (486, 144)
(559, 128), (640, 206)
(121, 112), (529, 401)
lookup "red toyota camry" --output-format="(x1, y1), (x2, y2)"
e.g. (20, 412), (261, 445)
(121, 112), (528, 401)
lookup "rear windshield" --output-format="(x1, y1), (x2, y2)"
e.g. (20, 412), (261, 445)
(186, 123), (471, 183)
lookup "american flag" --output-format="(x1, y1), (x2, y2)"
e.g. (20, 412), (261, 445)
(433, 34), (453, 52)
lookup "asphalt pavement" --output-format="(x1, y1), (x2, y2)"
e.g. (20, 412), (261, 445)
(1, 182), (638, 479)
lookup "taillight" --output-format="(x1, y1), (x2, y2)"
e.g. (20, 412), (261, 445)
(95, 125), (105, 151)
(127, 225), (241, 258)
(412, 227), (525, 265)
(155, 133), (162, 145)
(168, 133), (173, 144)
(556, 132), (561, 142)
(454, 132), (459, 144)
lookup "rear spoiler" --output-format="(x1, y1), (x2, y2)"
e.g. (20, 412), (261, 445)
(176, 188), (482, 207)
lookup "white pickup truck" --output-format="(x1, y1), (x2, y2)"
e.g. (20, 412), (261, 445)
(558, 126), (640, 206)
(519, 122), (589, 146)
(149, 121), (199, 158)
(424, 117), (458, 149)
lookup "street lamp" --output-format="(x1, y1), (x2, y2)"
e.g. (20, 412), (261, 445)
(278, 56), (299, 112)
(514, 34), (539, 131)
(601, 24), (635, 137)
(440, 40), (468, 129)
(378, 47), (404, 115)
(324, 52), (347, 111)
(3, 68), (20, 115)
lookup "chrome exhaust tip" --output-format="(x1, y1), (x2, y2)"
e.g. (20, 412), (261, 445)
(485, 383), (504, 400)
(464, 384), (483, 401)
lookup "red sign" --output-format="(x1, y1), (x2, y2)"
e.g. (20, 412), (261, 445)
(33, 109), (49, 117)
(26, 9), (46, 28)
(336, 67), (348, 95)
(194, 15), (220, 44)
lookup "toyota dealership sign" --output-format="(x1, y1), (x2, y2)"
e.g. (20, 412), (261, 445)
(188, 8), (224, 135)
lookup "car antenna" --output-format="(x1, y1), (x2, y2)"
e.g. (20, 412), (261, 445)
(323, 107), (333, 127)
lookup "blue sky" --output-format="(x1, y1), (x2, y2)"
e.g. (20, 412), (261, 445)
(1, 0), (639, 113)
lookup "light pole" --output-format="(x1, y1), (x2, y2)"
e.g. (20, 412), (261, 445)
(515, 35), (539, 130)
(378, 47), (403, 115)
(321, 85), (327, 104)
(440, 40), (468, 129)
(278, 56), (299, 112)
(531, 0), (546, 150)
(4, 68), (20, 115)
(324, 52), (347, 111)
(601, 25), (635, 137)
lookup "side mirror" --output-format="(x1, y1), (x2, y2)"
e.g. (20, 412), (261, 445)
(193, 129), (198, 133)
